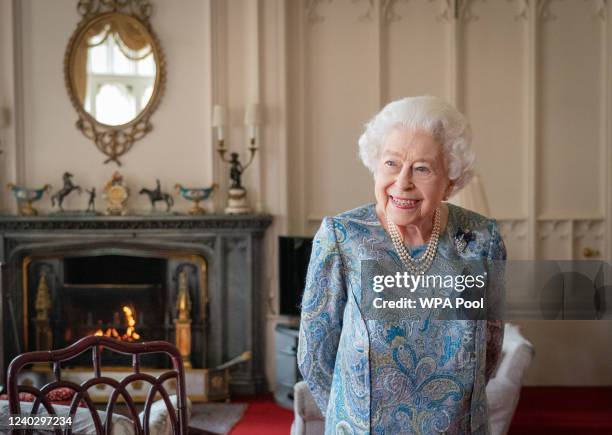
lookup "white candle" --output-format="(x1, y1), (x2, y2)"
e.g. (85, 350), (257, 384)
(212, 105), (227, 143)
(248, 125), (257, 142)
(244, 103), (261, 146)
(217, 126), (225, 142)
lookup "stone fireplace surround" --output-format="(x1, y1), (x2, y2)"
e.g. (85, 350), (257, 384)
(0, 214), (272, 395)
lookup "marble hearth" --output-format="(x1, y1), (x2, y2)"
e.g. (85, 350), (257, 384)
(0, 214), (272, 395)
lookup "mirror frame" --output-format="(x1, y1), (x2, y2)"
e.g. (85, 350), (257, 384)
(63, 0), (166, 166)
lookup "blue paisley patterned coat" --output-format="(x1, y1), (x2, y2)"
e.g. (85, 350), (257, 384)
(298, 203), (506, 435)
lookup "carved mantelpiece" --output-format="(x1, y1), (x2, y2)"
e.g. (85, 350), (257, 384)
(0, 214), (272, 232)
(0, 214), (272, 395)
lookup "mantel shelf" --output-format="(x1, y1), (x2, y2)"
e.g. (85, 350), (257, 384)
(0, 213), (272, 231)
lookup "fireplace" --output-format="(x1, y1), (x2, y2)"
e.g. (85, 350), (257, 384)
(61, 255), (166, 345)
(24, 251), (206, 368)
(0, 214), (271, 396)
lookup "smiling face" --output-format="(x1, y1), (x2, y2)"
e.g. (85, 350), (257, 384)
(375, 127), (452, 230)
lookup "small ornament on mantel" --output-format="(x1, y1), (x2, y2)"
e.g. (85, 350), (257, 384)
(139, 179), (174, 213)
(6, 183), (51, 216)
(103, 171), (129, 216)
(225, 152), (251, 214)
(50, 172), (82, 212)
(174, 183), (218, 215)
(213, 103), (262, 214)
(84, 187), (97, 214)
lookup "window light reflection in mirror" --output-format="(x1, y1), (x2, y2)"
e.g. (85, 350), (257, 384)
(82, 24), (156, 126)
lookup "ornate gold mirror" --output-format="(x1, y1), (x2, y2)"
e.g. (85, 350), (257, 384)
(64, 0), (165, 165)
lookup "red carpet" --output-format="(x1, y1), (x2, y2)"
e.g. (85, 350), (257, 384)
(509, 386), (612, 435)
(227, 388), (612, 434)
(229, 394), (294, 435)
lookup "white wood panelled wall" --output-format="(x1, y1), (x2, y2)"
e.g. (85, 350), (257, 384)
(288, 0), (611, 264)
(287, 0), (612, 385)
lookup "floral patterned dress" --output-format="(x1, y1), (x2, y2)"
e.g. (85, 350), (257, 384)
(298, 203), (506, 435)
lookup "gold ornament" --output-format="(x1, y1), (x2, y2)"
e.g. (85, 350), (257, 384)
(103, 171), (129, 215)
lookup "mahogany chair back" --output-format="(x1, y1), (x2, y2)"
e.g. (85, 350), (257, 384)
(6, 335), (188, 434)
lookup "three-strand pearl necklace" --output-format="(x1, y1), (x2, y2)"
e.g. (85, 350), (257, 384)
(386, 207), (441, 275)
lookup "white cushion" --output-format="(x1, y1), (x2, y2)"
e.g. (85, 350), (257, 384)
(0, 399), (135, 435)
(486, 323), (535, 435)
(139, 394), (192, 435)
(293, 381), (323, 421)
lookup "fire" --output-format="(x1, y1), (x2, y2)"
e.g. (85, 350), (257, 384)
(93, 305), (141, 341)
(122, 306), (140, 340)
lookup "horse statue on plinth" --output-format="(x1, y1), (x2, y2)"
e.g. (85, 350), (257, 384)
(51, 172), (82, 211)
(140, 179), (174, 212)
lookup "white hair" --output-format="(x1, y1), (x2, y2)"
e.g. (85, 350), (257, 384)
(358, 96), (475, 196)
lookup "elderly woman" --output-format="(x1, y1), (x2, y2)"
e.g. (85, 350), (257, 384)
(297, 96), (506, 434)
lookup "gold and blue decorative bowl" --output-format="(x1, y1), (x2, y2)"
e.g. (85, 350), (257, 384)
(174, 183), (218, 215)
(7, 183), (52, 216)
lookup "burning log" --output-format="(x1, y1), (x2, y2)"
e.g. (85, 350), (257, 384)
(93, 305), (141, 341)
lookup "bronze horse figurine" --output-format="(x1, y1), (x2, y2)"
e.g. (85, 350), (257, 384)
(51, 172), (82, 211)
(140, 179), (174, 212)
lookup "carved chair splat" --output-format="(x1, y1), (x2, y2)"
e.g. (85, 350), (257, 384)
(6, 335), (188, 434)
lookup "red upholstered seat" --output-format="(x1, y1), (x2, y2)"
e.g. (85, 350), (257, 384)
(0, 387), (87, 407)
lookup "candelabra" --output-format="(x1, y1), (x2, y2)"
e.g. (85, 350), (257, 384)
(212, 103), (261, 214)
